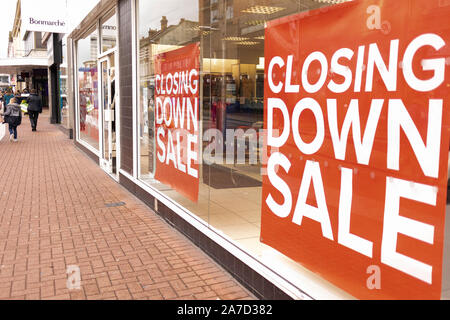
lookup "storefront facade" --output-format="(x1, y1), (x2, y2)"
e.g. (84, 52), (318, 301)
(67, 0), (450, 300)
(44, 32), (74, 137)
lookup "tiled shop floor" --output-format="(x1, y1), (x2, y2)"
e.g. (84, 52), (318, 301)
(0, 112), (255, 300)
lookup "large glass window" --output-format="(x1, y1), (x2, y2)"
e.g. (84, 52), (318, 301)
(77, 27), (99, 150)
(136, 0), (340, 297)
(137, 0), (203, 207)
(136, 0), (450, 300)
(60, 37), (69, 129)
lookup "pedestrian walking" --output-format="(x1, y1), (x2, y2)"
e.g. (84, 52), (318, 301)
(26, 89), (42, 131)
(0, 91), (5, 140)
(21, 89), (30, 99)
(0, 92), (4, 114)
(3, 89), (14, 106)
(1, 97), (22, 142)
(15, 90), (21, 98)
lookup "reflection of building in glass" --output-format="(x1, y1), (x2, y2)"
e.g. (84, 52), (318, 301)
(139, 16), (200, 176)
(137, 1), (332, 180)
(102, 26), (117, 49)
(139, 16), (200, 83)
(102, 13), (117, 52)
(77, 31), (99, 148)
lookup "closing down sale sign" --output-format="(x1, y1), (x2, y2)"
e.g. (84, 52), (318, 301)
(155, 43), (200, 202)
(260, 0), (450, 299)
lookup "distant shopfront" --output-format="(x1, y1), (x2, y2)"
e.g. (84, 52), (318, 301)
(44, 32), (71, 130)
(67, 0), (450, 300)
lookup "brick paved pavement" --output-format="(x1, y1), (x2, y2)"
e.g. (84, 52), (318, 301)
(0, 112), (255, 300)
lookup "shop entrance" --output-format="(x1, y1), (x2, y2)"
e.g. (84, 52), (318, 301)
(99, 52), (117, 176)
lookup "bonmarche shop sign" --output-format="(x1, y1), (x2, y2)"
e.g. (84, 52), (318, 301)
(28, 17), (66, 27)
(21, 0), (68, 33)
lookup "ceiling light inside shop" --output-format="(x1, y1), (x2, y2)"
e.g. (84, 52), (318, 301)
(254, 36), (265, 40)
(237, 41), (259, 46)
(313, 0), (353, 4)
(190, 26), (215, 34)
(222, 36), (249, 41)
(245, 20), (266, 26)
(242, 5), (285, 15)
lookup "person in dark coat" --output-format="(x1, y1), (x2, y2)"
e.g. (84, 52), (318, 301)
(26, 89), (42, 131)
(14, 90), (23, 104)
(2, 97), (22, 142)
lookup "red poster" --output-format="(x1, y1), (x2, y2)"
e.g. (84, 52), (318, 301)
(261, 0), (450, 299)
(154, 43), (200, 202)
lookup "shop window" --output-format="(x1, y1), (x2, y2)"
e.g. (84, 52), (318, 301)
(34, 32), (46, 49)
(76, 27), (99, 150)
(136, 0), (335, 294)
(135, 0), (338, 293)
(136, 0), (450, 300)
(60, 37), (69, 129)
(24, 32), (34, 57)
(137, 0), (200, 192)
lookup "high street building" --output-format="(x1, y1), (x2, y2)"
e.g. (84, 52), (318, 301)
(0, 0), (48, 102)
(61, 0), (450, 300)
(2, 0), (449, 300)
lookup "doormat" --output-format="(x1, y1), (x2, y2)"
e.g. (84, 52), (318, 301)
(105, 202), (126, 208)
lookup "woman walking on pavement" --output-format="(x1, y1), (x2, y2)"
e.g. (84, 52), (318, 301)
(1, 97), (22, 142)
(26, 89), (42, 131)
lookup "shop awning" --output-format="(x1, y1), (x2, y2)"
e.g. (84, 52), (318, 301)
(0, 57), (48, 74)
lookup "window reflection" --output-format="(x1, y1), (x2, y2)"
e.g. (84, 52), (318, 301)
(77, 28), (99, 150)
(137, 0), (331, 248)
(101, 12), (117, 53)
(60, 37), (69, 128)
(138, 1), (200, 183)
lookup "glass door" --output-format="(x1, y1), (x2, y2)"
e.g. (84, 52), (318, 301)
(99, 53), (116, 175)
